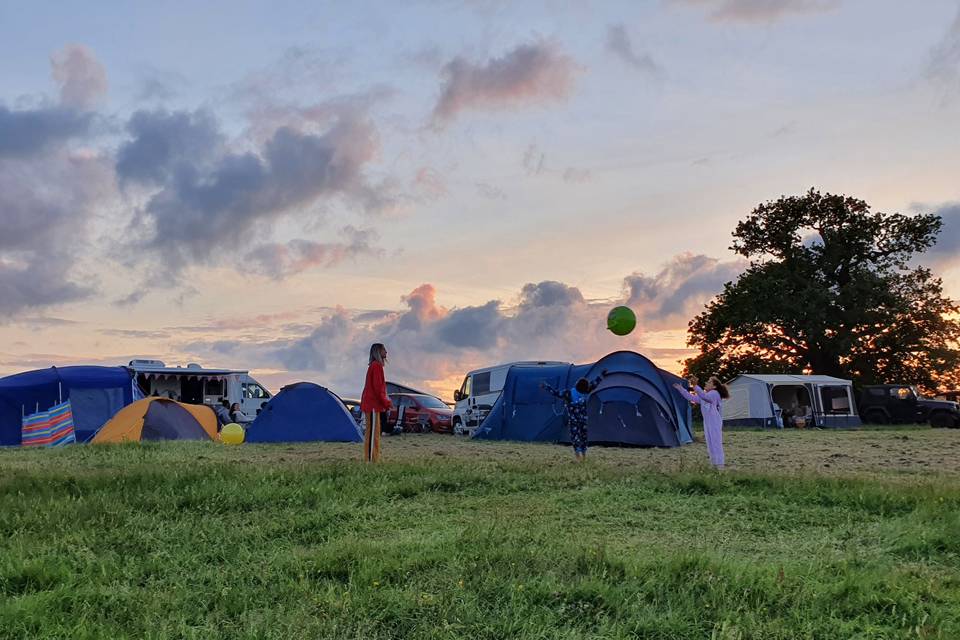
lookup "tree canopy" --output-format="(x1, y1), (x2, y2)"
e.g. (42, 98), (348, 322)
(684, 189), (960, 391)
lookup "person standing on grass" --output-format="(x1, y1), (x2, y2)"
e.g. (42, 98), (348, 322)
(360, 343), (392, 462)
(541, 375), (603, 462)
(673, 375), (729, 469)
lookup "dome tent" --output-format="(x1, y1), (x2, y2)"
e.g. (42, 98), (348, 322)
(245, 382), (362, 443)
(93, 398), (217, 442)
(473, 351), (692, 447)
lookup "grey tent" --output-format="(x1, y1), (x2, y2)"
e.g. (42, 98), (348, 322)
(723, 374), (860, 428)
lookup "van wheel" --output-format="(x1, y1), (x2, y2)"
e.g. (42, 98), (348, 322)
(452, 417), (462, 435)
(864, 410), (888, 425)
(929, 412), (953, 429)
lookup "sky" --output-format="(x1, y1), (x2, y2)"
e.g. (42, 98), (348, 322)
(1, 0), (960, 399)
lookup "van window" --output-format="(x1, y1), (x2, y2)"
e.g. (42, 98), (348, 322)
(242, 383), (270, 399)
(204, 379), (224, 396)
(459, 376), (471, 400)
(473, 372), (491, 396)
(890, 387), (914, 401)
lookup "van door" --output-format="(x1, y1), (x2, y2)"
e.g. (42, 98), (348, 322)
(453, 375), (472, 434)
(241, 381), (271, 415)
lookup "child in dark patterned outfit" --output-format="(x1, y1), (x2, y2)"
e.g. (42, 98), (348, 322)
(541, 375), (603, 462)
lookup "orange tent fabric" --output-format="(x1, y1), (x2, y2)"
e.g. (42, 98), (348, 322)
(93, 398), (217, 443)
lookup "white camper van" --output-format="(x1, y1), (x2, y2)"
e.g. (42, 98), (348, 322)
(452, 361), (564, 436)
(127, 360), (272, 416)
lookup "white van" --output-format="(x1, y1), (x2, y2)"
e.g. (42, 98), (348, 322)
(127, 360), (272, 416)
(452, 361), (564, 436)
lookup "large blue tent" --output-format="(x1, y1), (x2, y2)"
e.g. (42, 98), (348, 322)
(473, 351), (693, 447)
(245, 382), (362, 443)
(0, 366), (141, 446)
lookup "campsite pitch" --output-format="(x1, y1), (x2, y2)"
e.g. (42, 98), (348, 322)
(1, 429), (959, 639)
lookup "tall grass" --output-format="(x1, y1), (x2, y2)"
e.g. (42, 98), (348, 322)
(1, 441), (958, 639)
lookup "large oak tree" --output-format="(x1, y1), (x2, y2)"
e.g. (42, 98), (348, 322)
(684, 189), (960, 391)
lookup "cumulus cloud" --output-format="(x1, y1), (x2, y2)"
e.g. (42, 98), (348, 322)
(0, 150), (114, 316)
(671, 0), (841, 24)
(431, 42), (578, 126)
(625, 253), (746, 328)
(246, 227), (383, 279)
(0, 46), (116, 317)
(0, 106), (92, 158)
(926, 202), (960, 270)
(606, 24), (658, 73)
(51, 44), (108, 109)
(116, 107), (386, 271)
(178, 255), (741, 395)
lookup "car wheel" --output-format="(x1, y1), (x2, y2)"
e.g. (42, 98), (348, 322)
(864, 410), (888, 425)
(929, 412), (953, 429)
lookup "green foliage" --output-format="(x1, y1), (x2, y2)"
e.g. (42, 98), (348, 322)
(1, 439), (959, 639)
(685, 189), (960, 390)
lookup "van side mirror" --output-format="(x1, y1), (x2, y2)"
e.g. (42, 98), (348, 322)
(454, 390), (463, 402)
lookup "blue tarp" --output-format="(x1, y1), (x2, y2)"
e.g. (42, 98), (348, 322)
(473, 351), (693, 447)
(245, 382), (362, 443)
(0, 366), (139, 446)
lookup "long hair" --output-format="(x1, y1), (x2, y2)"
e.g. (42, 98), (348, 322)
(709, 376), (729, 399)
(369, 343), (387, 366)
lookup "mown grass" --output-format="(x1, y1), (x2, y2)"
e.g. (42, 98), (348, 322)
(1, 434), (959, 639)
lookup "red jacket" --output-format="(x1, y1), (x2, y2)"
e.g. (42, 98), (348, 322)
(360, 361), (392, 412)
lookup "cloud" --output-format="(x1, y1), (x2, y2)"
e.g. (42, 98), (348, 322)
(245, 227), (383, 279)
(431, 42), (578, 126)
(179, 258), (735, 396)
(0, 106), (92, 158)
(624, 253), (746, 328)
(50, 44), (108, 109)
(116, 109), (223, 185)
(117, 108), (386, 271)
(606, 24), (658, 73)
(671, 0), (841, 24)
(0, 149), (114, 316)
(926, 202), (960, 270)
(927, 7), (960, 92)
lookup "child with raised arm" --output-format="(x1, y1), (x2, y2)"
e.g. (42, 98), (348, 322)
(541, 374), (603, 462)
(673, 375), (729, 469)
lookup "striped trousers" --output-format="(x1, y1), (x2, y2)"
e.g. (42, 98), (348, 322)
(363, 412), (381, 462)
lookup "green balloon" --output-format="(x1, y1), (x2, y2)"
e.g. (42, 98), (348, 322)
(607, 306), (637, 336)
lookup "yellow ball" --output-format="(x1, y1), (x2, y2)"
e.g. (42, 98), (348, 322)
(221, 423), (245, 445)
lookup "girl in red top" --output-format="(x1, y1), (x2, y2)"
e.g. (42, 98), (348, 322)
(360, 343), (392, 462)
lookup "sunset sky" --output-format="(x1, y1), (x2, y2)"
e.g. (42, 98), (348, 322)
(2, 0), (960, 399)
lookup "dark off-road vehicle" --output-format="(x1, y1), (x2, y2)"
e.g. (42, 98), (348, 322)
(858, 385), (960, 428)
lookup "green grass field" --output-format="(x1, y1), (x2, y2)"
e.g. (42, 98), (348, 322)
(2, 429), (959, 639)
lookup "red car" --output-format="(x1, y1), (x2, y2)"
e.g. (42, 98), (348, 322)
(388, 393), (454, 433)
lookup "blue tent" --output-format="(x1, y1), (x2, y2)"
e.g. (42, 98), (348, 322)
(473, 351), (693, 447)
(0, 366), (141, 446)
(245, 382), (362, 443)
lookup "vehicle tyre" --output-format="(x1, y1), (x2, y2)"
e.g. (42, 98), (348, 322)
(929, 412), (953, 429)
(452, 417), (463, 435)
(864, 410), (888, 425)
